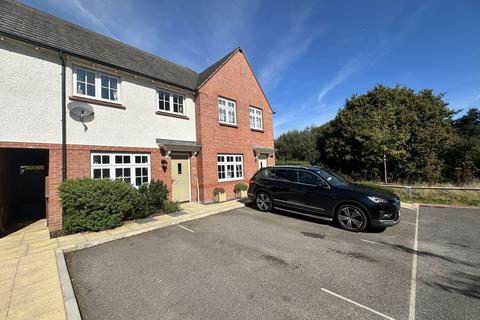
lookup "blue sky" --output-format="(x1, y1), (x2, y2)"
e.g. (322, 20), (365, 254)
(21, 0), (480, 136)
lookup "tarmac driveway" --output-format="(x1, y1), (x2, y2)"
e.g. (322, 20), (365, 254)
(66, 205), (480, 320)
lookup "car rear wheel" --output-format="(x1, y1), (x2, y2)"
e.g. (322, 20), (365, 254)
(255, 191), (273, 212)
(336, 204), (368, 232)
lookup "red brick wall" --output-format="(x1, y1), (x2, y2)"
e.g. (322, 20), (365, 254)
(0, 141), (197, 231)
(196, 50), (275, 202)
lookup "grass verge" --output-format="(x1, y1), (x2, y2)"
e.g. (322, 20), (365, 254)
(357, 181), (480, 207)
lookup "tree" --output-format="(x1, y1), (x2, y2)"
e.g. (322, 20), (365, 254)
(275, 127), (318, 164)
(446, 108), (480, 182)
(315, 85), (457, 182)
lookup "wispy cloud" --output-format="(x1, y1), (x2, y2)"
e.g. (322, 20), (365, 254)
(258, 6), (322, 92)
(317, 57), (362, 103)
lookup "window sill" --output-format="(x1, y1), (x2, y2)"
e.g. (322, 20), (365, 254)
(219, 122), (238, 128)
(155, 110), (189, 120)
(69, 96), (125, 109)
(218, 177), (244, 183)
(250, 128), (264, 133)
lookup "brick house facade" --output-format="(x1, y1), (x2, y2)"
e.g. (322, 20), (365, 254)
(196, 49), (275, 202)
(0, 1), (273, 234)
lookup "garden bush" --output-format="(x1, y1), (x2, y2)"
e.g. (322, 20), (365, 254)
(59, 178), (146, 233)
(164, 200), (180, 213)
(234, 183), (248, 192)
(138, 179), (169, 216)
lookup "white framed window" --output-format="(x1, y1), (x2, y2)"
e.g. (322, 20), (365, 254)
(217, 154), (243, 181)
(218, 97), (236, 125)
(157, 90), (185, 115)
(249, 107), (263, 130)
(74, 66), (121, 102)
(91, 153), (150, 187)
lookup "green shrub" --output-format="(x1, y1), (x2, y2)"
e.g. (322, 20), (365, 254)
(138, 180), (168, 216)
(59, 178), (146, 233)
(164, 200), (180, 213)
(234, 183), (248, 192)
(213, 187), (225, 196)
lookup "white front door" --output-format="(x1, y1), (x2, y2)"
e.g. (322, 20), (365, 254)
(258, 158), (268, 169)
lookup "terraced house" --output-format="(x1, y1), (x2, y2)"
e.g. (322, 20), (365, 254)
(0, 0), (274, 234)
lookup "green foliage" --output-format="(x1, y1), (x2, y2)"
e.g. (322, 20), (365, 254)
(234, 183), (248, 192)
(164, 200), (180, 213)
(138, 180), (169, 217)
(275, 127), (319, 164)
(59, 178), (146, 233)
(276, 85), (476, 183)
(213, 187), (225, 196)
(445, 108), (480, 182)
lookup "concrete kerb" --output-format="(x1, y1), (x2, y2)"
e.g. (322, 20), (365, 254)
(55, 249), (81, 320)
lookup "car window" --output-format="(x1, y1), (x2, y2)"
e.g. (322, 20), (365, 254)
(275, 169), (297, 182)
(298, 170), (320, 185)
(261, 168), (275, 179)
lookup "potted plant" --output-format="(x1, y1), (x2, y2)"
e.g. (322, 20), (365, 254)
(213, 187), (226, 202)
(234, 183), (248, 198)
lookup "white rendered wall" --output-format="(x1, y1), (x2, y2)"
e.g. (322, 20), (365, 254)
(0, 38), (62, 144)
(0, 38), (197, 149)
(65, 58), (197, 149)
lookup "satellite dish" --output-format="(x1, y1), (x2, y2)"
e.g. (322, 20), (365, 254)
(67, 101), (94, 131)
(68, 102), (94, 121)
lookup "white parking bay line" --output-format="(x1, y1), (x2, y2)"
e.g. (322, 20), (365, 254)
(177, 225), (195, 233)
(408, 207), (420, 320)
(321, 288), (396, 320)
(360, 239), (390, 247)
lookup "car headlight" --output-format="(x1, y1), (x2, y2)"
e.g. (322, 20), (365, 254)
(367, 196), (388, 204)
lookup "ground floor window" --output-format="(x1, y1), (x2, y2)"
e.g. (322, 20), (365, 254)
(91, 153), (150, 187)
(217, 154), (243, 181)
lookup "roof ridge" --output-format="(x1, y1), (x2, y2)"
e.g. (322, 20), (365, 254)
(9, 0), (199, 76)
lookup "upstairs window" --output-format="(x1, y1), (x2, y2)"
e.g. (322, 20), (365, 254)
(76, 68), (96, 97)
(157, 90), (184, 115)
(100, 74), (119, 101)
(74, 66), (120, 102)
(249, 107), (263, 130)
(218, 97), (236, 125)
(158, 90), (171, 111)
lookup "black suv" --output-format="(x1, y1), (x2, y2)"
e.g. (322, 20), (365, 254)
(248, 166), (400, 232)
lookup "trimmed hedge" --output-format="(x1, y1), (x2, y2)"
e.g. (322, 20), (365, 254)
(60, 178), (145, 233)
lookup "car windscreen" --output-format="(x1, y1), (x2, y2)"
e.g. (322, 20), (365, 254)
(314, 168), (348, 186)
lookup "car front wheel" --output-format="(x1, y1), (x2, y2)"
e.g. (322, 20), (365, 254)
(255, 191), (273, 212)
(336, 204), (368, 232)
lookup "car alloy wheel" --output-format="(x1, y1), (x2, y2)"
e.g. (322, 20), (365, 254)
(336, 205), (367, 232)
(255, 191), (272, 212)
